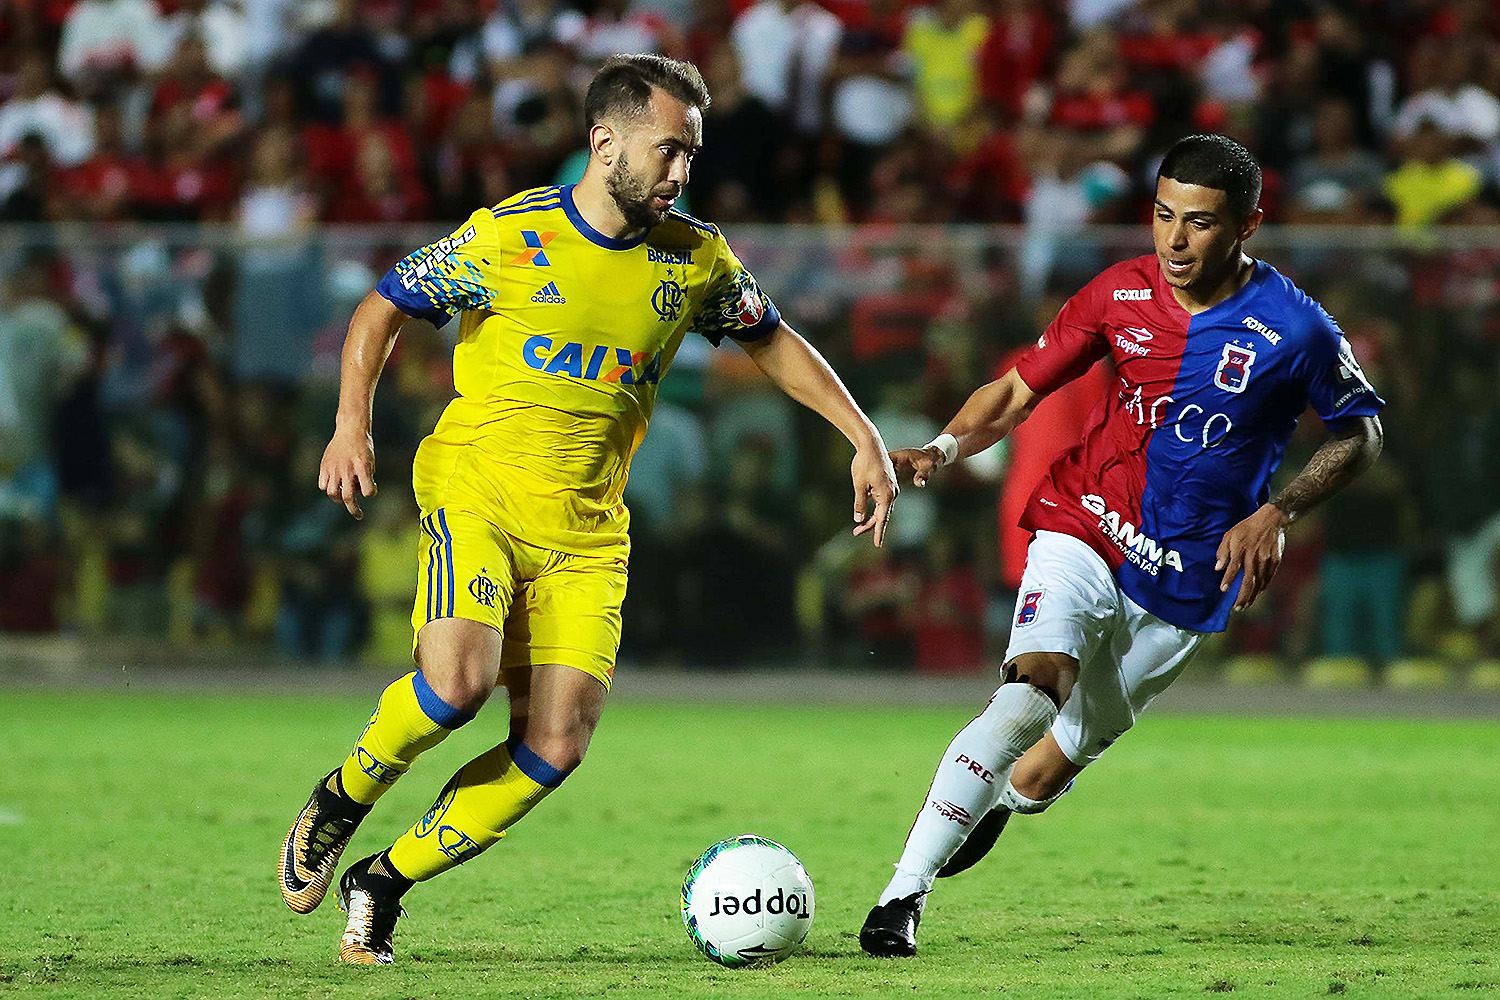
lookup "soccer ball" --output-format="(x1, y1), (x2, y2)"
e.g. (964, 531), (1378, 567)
(680, 835), (815, 967)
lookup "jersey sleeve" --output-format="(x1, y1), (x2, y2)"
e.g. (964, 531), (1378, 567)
(1012, 283), (1110, 396)
(375, 208), (498, 328)
(692, 236), (782, 346)
(1301, 307), (1385, 425)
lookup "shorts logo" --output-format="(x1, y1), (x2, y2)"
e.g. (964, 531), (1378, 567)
(469, 569), (499, 608)
(512, 230), (558, 266)
(1214, 342), (1256, 393)
(652, 278), (686, 321)
(1016, 589), (1044, 627)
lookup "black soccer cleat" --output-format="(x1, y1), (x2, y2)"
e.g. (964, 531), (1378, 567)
(860, 892), (923, 958)
(935, 807), (1012, 878)
(279, 770), (371, 913)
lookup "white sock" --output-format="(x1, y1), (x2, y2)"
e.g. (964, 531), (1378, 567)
(879, 684), (1058, 905)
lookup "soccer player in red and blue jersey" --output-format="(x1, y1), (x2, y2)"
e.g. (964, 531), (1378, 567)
(860, 134), (1386, 957)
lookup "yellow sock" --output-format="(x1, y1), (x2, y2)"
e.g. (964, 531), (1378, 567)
(386, 741), (567, 881)
(338, 671), (474, 805)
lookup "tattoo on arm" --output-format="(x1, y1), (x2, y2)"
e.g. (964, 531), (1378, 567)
(1270, 418), (1383, 521)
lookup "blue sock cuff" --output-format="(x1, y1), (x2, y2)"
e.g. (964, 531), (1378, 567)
(411, 671), (475, 729)
(507, 738), (569, 788)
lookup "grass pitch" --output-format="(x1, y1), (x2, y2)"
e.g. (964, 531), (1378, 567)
(1, 685), (1497, 999)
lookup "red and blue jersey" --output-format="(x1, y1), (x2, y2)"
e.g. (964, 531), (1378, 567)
(1014, 255), (1384, 633)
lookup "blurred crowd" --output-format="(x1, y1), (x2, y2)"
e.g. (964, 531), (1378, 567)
(1, 0), (1500, 677)
(1, 0), (1499, 228)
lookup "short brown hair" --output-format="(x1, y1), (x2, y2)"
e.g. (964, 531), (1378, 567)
(584, 54), (710, 128)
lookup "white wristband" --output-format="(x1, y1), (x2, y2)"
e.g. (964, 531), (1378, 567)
(924, 433), (959, 467)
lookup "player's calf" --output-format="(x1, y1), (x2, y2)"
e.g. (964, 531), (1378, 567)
(874, 675), (1062, 913)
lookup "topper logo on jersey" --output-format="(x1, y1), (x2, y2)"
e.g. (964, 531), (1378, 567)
(400, 225), (477, 290)
(1080, 494), (1184, 575)
(1214, 342), (1257, 393)
(1115, 326), (1153, 356)
(1016, 589), (1044, 626)
(522, 334), (663, 385)
(1113, 288), (1152, 300)
(511, 230), (559, 266)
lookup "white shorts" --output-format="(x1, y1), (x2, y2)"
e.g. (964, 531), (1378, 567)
(1006, 530), (1205, 766)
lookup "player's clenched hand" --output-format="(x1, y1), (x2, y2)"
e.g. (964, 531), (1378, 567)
(889, 446), (946, 488)
(318, 426), (377, 520)
(851, 447), (899, 548)
(1215, 503), (1289, 611)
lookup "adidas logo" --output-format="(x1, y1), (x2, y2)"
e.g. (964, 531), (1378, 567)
(532, 282), (565, 304)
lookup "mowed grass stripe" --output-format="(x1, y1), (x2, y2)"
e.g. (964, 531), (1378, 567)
(1, 690), (1497, 999)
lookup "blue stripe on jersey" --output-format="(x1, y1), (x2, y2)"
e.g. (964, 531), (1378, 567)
(437, 508), (455, 617)
(666, 209), (717, 236)
(493, 187), (561, 213)
(492, 200), (562, 219)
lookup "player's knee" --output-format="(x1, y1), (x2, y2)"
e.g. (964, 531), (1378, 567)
(1001, 653), (1077, 707)
(424, 665), (497, 717)
(516, 730), (587, 775)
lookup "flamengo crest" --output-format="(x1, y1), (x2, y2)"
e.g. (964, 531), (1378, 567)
(1214, 342), (1256, 394)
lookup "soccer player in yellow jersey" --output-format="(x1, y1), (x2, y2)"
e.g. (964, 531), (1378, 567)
(278, 54), (899, 964)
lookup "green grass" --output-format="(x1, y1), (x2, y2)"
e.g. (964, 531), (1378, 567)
(1, 688), (1497, 999)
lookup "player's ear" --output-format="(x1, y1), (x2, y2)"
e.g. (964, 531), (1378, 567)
(590, 122), (617, 165)
(1239, 207), (1264, 243)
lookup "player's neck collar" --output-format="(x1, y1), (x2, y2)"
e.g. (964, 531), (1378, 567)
(1165, 256), (1265, 318)
(562, 184), (649, 251)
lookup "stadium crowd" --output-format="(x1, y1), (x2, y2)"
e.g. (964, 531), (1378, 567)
(1, 0), (1499, 678)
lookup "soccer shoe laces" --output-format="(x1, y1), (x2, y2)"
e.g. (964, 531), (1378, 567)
(303, 811), (358, 872)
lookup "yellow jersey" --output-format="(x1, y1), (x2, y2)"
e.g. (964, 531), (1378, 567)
(375, 184), (781, 557)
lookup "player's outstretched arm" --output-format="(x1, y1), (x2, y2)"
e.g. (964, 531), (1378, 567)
(319, 290), (409, 520)
(1216, 415), (1384, 611)
(739, 322), (898, 547)
(891, 367), (1042, 488)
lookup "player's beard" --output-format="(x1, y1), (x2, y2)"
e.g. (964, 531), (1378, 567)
(606, 152), (667, 232)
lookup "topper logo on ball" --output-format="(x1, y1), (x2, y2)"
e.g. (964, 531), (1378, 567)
(708, 887), (811, 920)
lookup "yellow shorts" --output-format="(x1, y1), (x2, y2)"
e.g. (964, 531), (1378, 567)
(410, 507), (626, 689)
